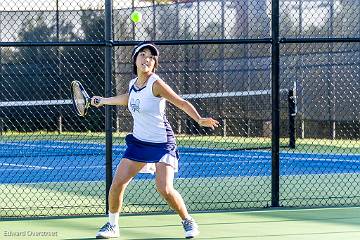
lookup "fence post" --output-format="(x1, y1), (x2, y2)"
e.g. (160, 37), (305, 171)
(271, 0), (280, 208)
(104, 0), (113, 214)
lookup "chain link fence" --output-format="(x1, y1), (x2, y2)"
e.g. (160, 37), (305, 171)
(0, 0), (359, 218)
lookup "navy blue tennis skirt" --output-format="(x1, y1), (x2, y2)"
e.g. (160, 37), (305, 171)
(123, 134), (179, 163)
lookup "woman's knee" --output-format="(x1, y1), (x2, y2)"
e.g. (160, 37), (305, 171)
(156, 183), (174, 197)
(110, 179), (128, 194)
(110, 158), (144, 193)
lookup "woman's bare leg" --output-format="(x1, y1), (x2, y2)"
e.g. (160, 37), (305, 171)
(155, 162), (189, 220)
(109, 158), (146, 213)
(96, 158), (146, 238)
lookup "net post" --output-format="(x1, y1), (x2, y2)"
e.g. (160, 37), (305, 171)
(288, 89), (296, 148)
(0, 118), (3, 135)
(58, 115), (63, 134)
(177, 119), (182, 134)
(223, 118), (227, 137)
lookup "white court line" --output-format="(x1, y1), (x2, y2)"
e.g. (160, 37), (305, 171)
(0, 163), (53, 170)
(0, 165), (103, 171)
(3, 142), (125, 152)
(1, 142), (105, 151)
(182, 152), (360, 164)
(51, 165), (103, 170)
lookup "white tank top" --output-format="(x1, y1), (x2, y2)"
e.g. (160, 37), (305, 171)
(128, 73), (175, 143)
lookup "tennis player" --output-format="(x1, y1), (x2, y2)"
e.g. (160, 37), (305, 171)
(92, 42), (219, 239)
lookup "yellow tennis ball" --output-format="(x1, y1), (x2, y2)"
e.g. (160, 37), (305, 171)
(130, 11), (142, 23)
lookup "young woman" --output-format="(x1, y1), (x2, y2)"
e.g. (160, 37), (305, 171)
(93, 42), (219, 239)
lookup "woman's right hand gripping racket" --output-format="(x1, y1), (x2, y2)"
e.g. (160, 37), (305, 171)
(71, 81), (100, 117)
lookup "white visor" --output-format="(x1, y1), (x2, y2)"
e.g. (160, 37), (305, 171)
(132, 43), (159, 61)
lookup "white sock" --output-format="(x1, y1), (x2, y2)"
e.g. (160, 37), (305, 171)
(108, 212), (119, 226)
(183, 215), (192, 221)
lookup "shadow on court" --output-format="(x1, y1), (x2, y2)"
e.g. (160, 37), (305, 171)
(127, 238), (184, 240)
(63, 237), (186, 240)
(63, 238), (97, 240)
(195, 231), (360, 239)
(62, 236), (185, 240)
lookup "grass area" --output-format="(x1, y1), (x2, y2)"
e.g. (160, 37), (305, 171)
(291, 138), (360, 154)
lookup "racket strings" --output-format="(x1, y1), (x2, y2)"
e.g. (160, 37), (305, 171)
(72, 83), (87, 116)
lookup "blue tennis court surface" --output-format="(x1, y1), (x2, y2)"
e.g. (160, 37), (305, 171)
(0, 140), (359, 183)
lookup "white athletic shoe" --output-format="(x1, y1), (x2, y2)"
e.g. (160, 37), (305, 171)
(96, 222), (120, 239)
(182, 217), (200, 238)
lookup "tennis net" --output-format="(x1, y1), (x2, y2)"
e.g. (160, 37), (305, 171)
(0, 88), (296, 158)
(171, 88), (296, 151)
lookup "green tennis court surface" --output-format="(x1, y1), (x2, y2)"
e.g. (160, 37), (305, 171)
(1, 207), (360, 239)
(1, 132), (360, 217)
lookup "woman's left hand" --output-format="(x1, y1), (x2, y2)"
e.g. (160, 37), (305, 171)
(198, 117), (220, 130)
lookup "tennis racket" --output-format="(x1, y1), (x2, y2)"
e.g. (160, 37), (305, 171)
(70, 80), (97, 117)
